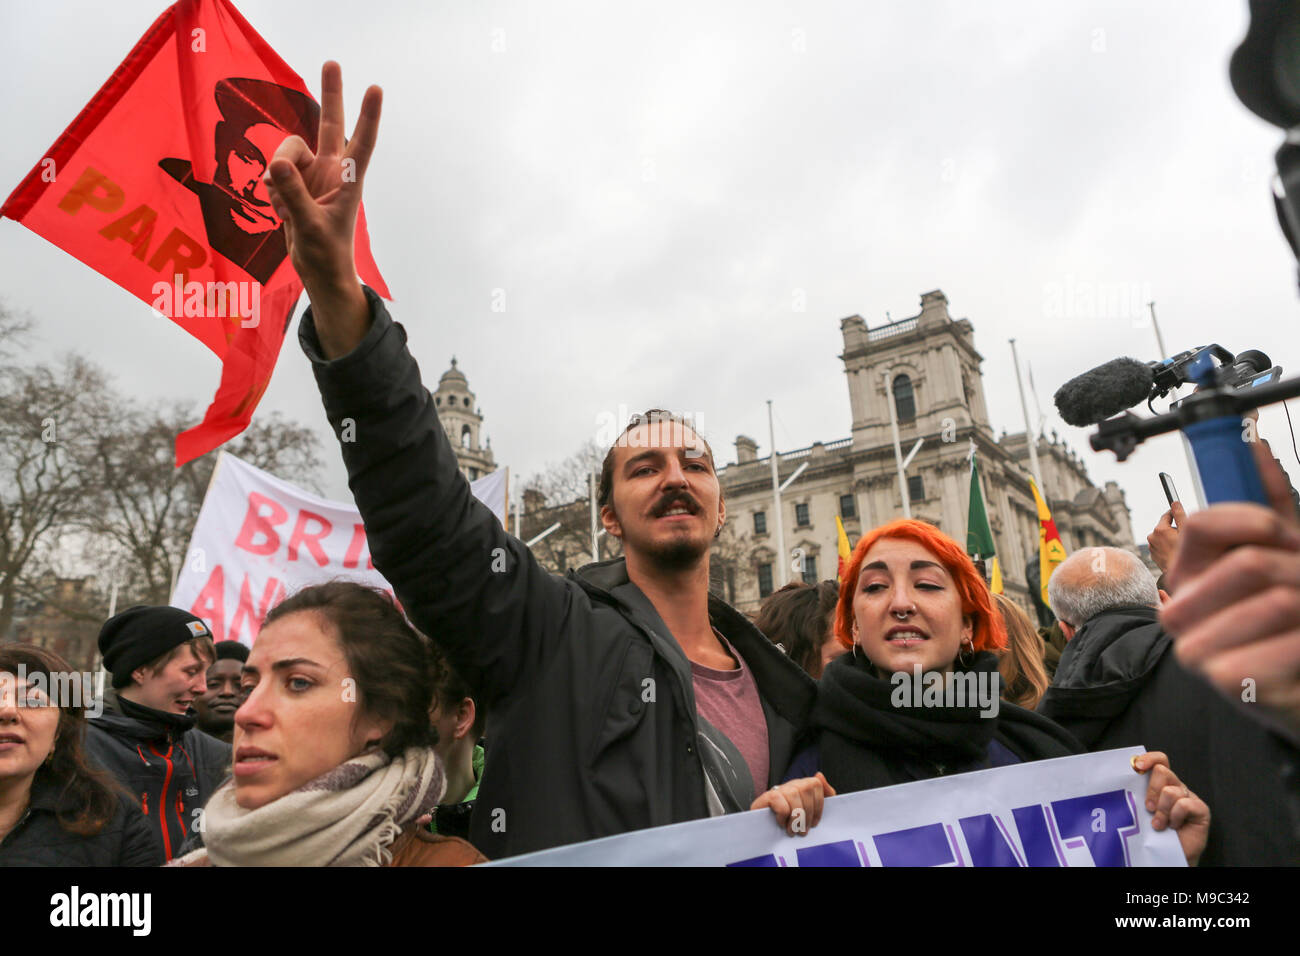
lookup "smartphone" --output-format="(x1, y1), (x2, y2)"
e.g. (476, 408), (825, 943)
(1159, 472), (1179, 514)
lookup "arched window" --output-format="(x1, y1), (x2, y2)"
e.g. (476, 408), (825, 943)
(893, 374), (916, 423)
(461, 425), (472, 448)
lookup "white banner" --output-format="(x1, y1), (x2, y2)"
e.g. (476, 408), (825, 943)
(171, 452), (508, 645)
(490, 748), (1186, 867)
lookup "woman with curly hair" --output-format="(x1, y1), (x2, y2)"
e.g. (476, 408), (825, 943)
(0, 644), (155, 866)
(173, 581), (484, 867)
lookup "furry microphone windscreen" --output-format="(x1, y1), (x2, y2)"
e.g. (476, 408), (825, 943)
(1054, 357), (1154, 426)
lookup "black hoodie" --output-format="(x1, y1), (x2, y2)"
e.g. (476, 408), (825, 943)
(85, 690), (230, 865)
(1038, 605), (1300, 866)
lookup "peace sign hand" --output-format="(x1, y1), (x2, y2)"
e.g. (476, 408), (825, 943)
(264, 60), (380, 357)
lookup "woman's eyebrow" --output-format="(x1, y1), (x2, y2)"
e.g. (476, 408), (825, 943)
(862, 560), (944, 571)
(269, 658), (323, 672)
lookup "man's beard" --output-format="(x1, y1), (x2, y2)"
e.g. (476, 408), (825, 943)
(640, 534), (710, 573)
(625, 489), (713, 572)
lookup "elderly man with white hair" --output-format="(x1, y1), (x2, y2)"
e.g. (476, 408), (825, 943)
(1038, 547), (1300, 866)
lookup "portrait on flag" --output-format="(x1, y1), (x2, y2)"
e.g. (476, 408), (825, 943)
(0, 0), (389, 465)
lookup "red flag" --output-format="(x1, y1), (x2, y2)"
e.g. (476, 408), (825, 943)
(1, 0), (389, 465)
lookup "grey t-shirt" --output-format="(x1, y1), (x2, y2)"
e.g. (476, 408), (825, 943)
(692, 631), (770, 809)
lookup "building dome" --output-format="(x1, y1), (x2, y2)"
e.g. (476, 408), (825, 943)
(439, 356), (468, 386)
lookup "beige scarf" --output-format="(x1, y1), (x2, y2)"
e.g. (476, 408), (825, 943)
(191, 747), (445, 867)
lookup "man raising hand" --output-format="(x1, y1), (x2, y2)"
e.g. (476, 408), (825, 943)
(266, 63), (824, 859)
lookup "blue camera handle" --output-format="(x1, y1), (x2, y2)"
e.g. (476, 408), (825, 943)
(1183, 416), (1268, 505)
(1182, 350), (1268, 505)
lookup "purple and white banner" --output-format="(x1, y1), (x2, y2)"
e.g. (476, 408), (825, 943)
(490, 747), (1186, 867)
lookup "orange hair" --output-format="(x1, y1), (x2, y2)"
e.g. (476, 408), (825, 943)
(834, 518), (1007, 655)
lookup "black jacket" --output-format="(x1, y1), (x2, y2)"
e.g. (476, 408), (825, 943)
(1037, 605), (1300, 866)
(0, 774), (156, 867)
(790, 651), (1080, 793)
(300, 290), (817, 859)
(84, 691), (230, 865)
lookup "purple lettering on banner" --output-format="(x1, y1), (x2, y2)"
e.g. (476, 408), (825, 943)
(1011, 804), (1064, 866)
(946, 824), (967, 866)
(855, 840), (872, 866)
(959, 814), (1024, 867)
(1049, 789), (1136, 867)
(795, 840), (863, 868)
(873, 823), (954, 867)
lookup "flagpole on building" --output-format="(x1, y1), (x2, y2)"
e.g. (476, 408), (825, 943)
(1147, 301), (1208, 510)
(503, 466), (510, 535)
(589, 470), (599, 563)
(1009, 339), (1043, 491)
(768, 400), (788, 586)
(884, 370), (911, 519)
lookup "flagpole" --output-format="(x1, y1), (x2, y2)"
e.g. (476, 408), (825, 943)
(1009, 338), (1043, 490)
(768, 400), (788, 587)
(589, 470), (599, 562)
(884, 370), (911, 519)
(1147, 301), (1208, 510)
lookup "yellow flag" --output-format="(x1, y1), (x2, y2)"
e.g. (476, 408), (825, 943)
(1030, 479), (1067, 604)
(990, 556), (1003, 594)
(835, 515), (853, 583)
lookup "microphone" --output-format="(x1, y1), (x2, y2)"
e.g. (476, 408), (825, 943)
(1054, 358), (1155, 427)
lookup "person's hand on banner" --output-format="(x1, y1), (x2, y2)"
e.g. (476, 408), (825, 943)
(1161, 440), (1300, 738)
(750, 773), (836, 837)
(1132, 751), (1210, 867)
(264, 61), (380, 358)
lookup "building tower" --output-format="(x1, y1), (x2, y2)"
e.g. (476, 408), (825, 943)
(433, 357), (496, 481)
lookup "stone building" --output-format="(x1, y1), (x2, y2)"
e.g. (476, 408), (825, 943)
(712, 290), (1136, 615)
(514, 290), (1137, 619)
(434, 358), (497, 480)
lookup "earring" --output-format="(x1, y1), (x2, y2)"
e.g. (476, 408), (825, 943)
(958, 637), (974, 667)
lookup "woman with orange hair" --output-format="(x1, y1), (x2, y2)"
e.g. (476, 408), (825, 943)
(780, 519), (1077, 789)
(773, 520), (1209, 863)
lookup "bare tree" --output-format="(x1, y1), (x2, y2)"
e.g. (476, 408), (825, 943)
(524, 438), (604, 507)
(76, 406), (322, 607)
(521, 439), (613, 573)
(0, 351), (113, 639)
(710, 522), (754, 606)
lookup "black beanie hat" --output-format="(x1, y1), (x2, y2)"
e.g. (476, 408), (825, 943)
(98, 605), (213, 689)
(214, 640), (250, 664)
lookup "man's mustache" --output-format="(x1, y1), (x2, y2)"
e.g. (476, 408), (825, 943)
(652, 491), (700, 517)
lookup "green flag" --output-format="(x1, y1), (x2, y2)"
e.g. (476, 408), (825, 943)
(967, 456), (996, 559)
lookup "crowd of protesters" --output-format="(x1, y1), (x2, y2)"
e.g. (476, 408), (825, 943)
(2, 62), (1298, 868)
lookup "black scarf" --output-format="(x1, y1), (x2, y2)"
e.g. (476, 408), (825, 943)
(812, 650), (1080, 794)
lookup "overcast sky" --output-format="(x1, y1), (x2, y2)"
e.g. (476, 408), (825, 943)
(2, 0), (1297, 566)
